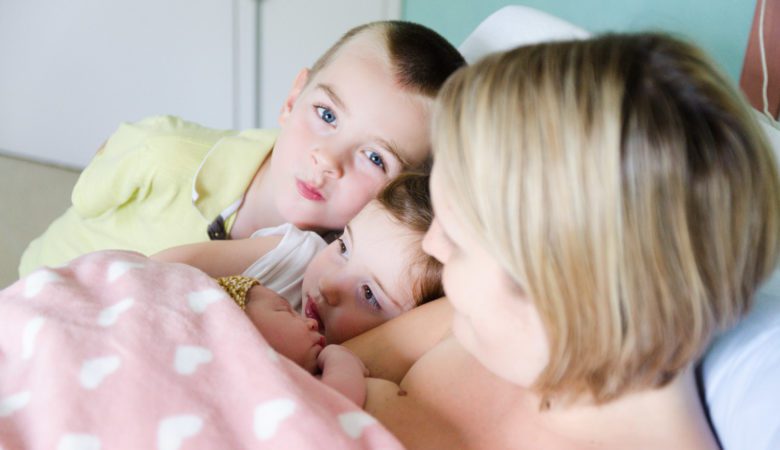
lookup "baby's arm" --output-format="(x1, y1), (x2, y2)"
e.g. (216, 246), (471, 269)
(151, 235), (281, 277)
(318, 345), (369, 406)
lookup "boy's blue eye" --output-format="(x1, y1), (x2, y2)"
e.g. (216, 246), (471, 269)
(362, 285), (381, 311)
(364, 150), (386, 171)
(316, 106), (337, 124)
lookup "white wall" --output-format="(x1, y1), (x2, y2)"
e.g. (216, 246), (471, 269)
(0, 0), (400, 169)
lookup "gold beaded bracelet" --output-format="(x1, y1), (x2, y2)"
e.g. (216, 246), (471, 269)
(215, 275), (259, 310)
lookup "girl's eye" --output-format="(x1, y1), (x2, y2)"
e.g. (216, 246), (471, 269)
(362, 285), (381, 311)
(363, 150), (386, 172)
(337, 237), (348, 256)
(316, 106), (337, 125)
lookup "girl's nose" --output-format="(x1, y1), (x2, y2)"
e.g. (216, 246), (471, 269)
(319, 275), (341, 307)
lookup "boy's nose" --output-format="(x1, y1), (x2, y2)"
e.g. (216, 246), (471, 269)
(312, 148), (344, 179)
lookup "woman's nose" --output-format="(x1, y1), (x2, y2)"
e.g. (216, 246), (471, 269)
(422, 218), (447, 262)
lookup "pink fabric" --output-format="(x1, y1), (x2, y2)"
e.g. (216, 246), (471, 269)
(0, 250), (402, 450)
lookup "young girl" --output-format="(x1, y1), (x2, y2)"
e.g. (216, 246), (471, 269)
(347, 33), (780, 448)
(155, 173), (443, 345)
(18, 21), (465, 277)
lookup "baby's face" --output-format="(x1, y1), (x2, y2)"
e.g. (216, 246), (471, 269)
(244, 284), (325, 373)
(301, 200), (421, 344)
(270, 31), (433, 231)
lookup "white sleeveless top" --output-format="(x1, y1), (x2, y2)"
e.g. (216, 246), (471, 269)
(241, 223), (327, 310)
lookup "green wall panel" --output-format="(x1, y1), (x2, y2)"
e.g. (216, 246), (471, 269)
(403, 0), (757, 83)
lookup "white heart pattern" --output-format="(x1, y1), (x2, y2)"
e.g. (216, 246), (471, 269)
(22, 316), (46, 360)
(253, 398), (297, 440)
(97, 298), (135, 327)
(338, 411), (378, 439)
(157, 414), (203, 450)
(56, 434), (101, 450)
(187, 289), (224, 313)
(106, 260), (144, 283)
(24, 269), (62, 298)
(79, 356), (121, 390)
(174, 346), (213, 375)
(0, 391), (31, 417)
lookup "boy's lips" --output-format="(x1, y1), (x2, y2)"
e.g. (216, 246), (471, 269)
(304, 296), (324, 333)
(296, 179), (324, 201)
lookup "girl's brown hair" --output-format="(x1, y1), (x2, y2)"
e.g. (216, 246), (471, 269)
(377, 173), (442, 307)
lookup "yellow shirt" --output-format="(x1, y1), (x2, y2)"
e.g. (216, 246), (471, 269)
(19, 116), (277, 277)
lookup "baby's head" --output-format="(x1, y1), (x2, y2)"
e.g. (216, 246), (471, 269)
(269, 21), (465, 232)
(218, 276), (324, 374)
(301, 172), (443, 344)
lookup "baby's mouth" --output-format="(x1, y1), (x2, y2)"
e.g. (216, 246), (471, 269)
(304, 296), (325, 334)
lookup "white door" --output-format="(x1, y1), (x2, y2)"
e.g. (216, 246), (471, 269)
(0, 0), (399, 168)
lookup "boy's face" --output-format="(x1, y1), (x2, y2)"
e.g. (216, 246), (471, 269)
(271, 32), (432, 232)
(301, 200), (420, 344)
(244, 284), (325, 373)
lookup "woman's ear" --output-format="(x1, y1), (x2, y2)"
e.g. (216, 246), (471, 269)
(278, 68), (310, 126)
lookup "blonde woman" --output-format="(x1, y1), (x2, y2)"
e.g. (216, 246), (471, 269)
(345, 33), (780, 448)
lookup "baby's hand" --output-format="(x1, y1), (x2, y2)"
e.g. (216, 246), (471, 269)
(317, 345), (369, 377)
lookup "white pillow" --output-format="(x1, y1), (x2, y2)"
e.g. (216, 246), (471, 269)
(458, 5), (589, 64)
(703, 270), (780, 450)
(702, 115), (780, 450)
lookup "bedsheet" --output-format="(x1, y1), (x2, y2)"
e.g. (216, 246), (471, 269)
(0, 250), (402, 449)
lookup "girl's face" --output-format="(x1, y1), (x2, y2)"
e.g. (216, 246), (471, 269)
(422, 166), (550, 387)
(270, 32), (432, 232)
(301, 200), (420, 344)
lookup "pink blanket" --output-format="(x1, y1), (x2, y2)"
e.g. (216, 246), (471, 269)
(0, 250), (402, 449)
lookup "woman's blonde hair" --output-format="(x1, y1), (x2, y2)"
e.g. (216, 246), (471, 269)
(432, 33), (780, 403)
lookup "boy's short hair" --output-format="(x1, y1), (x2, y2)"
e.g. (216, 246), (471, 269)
(310, 21), (464, 174)
(433, 33), (780, 403)
(310, 21), (465, 99)
(377, 173), (443, 307)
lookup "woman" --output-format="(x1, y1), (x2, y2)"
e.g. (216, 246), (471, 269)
(345, 33), (780, 448)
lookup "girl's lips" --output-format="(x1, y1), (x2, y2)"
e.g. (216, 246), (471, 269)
(296, 180), (324, 201)
(304, 296), (324, 333)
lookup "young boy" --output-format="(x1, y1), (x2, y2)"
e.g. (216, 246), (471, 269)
(18, 21), (465, 277)
(216, 275), (369, 406)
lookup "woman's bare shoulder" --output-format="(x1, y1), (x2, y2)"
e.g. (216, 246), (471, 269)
(366, 336), (543, 449)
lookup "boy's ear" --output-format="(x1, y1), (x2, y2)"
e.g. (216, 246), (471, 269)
(279, 68), (310, 126)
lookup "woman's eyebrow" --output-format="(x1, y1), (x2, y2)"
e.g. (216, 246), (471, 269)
(346, 223), (404, 311)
